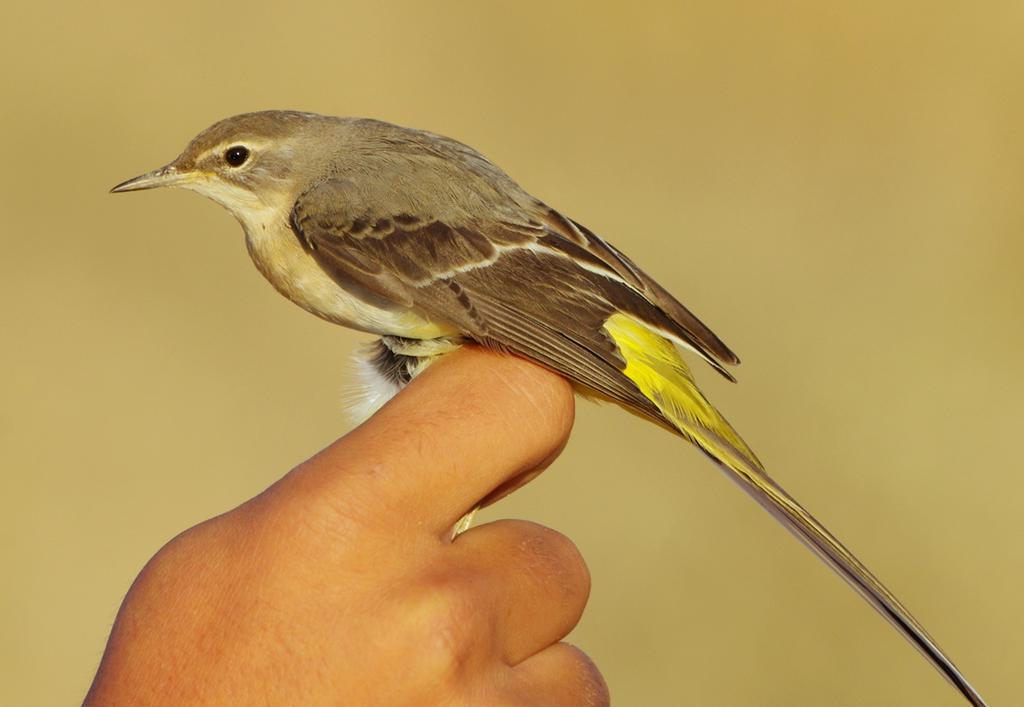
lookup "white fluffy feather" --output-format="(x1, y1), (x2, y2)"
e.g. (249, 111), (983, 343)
(343, 346), (406, 424)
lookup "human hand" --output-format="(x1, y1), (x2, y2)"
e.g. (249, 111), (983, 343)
(84, 347), (607, 706)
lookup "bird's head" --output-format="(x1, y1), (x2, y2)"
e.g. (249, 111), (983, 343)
(111, 110), (331, 221)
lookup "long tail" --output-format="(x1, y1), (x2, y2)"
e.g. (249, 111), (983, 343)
(603, 313), (986, 706)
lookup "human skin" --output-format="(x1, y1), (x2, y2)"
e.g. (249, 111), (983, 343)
(83, 347), (608, 706)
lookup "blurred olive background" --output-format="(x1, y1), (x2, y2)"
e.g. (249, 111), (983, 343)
(2, 1), (1021, 705)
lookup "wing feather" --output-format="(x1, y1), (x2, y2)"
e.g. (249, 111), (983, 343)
(290, 179), (741, 383)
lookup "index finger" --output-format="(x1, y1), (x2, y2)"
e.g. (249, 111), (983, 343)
(291, 346), (575, 534)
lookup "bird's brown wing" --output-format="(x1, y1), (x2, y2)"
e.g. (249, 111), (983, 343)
(289, 179), (734, 413)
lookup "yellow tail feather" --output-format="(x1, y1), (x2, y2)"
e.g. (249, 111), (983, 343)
(602, 313), (985, 707)
(603, 313), (761, 473)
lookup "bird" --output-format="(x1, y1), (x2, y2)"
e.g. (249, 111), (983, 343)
(111, 110), (985, 705)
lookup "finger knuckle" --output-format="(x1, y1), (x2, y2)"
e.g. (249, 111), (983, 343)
(130, 518), (236, 607)
(515, 374), (576, 454)
(254, 469), (385, 554)
(404, 574), (483, 682)
(512, 521), (591, 603)
(562, 644), (610, 707)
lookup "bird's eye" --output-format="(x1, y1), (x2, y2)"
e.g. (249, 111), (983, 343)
(224, 145), (250, 167)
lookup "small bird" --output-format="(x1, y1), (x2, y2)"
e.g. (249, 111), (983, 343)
(112, 110), (984, 705)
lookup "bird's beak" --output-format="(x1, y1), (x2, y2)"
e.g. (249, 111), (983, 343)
(110, 164), (194, 193)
